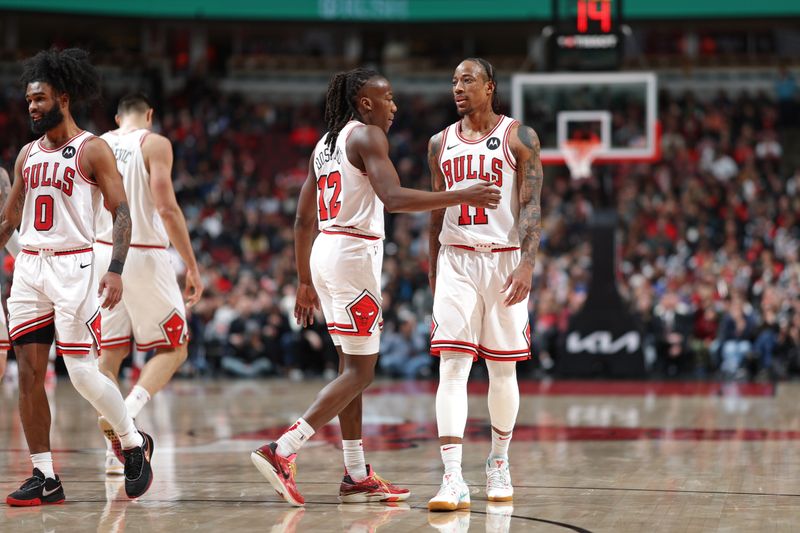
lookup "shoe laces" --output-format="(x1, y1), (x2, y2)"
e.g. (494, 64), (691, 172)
(124, 445), (144, 477)
(20, 473), (44, 490)
(487, 463), (511, 489)
(438, 475), (464, 497)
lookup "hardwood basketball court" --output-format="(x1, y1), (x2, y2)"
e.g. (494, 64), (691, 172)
(1, 378), (797, 532)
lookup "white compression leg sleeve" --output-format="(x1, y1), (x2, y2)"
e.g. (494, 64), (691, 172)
(436, 351), (473, 438)
(63, 350), (141, 448)
(486, 360), (519, 432)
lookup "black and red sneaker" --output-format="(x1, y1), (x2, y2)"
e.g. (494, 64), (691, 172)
(123, 430), (154, 499)
(251, 442), (304, 506)
(6, 468), (65, 507)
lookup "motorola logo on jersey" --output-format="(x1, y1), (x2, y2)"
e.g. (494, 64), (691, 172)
(486, 137), (500, 150)
(62, 146), (76, 159)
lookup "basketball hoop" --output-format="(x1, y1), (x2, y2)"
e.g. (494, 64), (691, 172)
(561, 139), (604, 180)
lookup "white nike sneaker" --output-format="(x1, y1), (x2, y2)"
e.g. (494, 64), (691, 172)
(105, 450), (124, 476)
(428, 473), (470, 512)
(486, 455), (513, 502)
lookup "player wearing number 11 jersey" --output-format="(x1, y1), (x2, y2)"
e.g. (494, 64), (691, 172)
(251, 67), (500, 506)
(427, 58), (544, 511)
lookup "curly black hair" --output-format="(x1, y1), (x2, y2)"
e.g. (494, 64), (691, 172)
(20, 48), (101, 109)
(324, 67), (380, 152)
(463, 57), (501, 114)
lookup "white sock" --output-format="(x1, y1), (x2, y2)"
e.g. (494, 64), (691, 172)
(64, 352), (143, 449)
(441, 444), (463, 477)
(117, 421), (144, 450)
(491, 428), (512, 458)
(343, 439), (367, 481)
(276, 418), (315, 457)
(31, 452), (55, 479)
(125, 385), (151, 419)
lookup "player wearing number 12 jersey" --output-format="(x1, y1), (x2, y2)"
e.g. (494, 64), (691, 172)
(427, 58), (544, 511)
(251, 67), (500, 506)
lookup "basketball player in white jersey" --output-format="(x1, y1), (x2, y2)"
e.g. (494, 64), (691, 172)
(251, 67), (500, 506)
(95, 93), (204, 475)
(427, 58), (543, 511)
(0, 48), (154, 505)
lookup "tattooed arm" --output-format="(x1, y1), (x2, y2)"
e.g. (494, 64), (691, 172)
(0, 145), (30, 251)
(427, 132), (447, 296)
(82, 137), (131, 309)
(501, 124), (543, 306)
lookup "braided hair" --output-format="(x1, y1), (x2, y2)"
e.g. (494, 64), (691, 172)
(20, 48), (101, 110)
(464, 57), (500, 114)
(324, 67), (379, 152)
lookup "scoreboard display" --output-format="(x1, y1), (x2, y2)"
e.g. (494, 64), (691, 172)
(547, 0), (624, 71)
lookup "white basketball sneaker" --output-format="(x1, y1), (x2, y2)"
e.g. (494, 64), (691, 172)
(105, 450), (124, 476)
(428, 473), (470, 512)
(486, 456), (513, 502)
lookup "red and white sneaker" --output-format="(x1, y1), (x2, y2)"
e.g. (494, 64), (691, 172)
(339, 465), (410, 503)
(251, 442), (304, 506)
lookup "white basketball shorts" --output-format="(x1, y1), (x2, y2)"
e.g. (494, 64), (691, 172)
(8, 247), (101, 355)
(431, 245), (531, 362)
(94, 242), (187, 352)
(310, 231), (383, 355)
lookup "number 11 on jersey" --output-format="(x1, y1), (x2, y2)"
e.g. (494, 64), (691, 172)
(457, 204), (488, 226)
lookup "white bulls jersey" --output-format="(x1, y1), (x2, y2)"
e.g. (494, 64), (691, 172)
(437, 115), (520, 247)
(312, 121), (384, 239)
(19, 130), (102, 250)
(96, 129), (169, 247)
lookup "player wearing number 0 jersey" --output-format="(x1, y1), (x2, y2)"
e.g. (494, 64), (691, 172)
(427, 58), (544, 511)
(251, 67), (500, 507)
(94, 93), (203, 475)
(0, 48), (153, 506)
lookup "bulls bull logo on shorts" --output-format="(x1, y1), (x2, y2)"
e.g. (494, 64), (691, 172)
(345, 290), (381, 336)
(160, 310), (187, 346)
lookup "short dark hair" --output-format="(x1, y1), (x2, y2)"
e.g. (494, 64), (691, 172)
(464, 57), (500, 114)
(117, 92), (153, 116)
(20, 48), (101, 109)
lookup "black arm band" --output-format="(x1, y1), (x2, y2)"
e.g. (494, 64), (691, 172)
(108, 259), (124, 275)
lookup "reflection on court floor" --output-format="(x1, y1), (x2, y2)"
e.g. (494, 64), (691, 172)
(1, 379), (798, 532)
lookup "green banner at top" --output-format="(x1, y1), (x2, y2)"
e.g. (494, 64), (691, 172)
(1, 0), (799, 20)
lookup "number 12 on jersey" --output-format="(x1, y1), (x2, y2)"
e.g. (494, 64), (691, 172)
(317, 171), (342, 221)
(457, 204), (488, 226)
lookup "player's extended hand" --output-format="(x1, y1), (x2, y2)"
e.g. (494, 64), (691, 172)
(459, 182), (501, 209)
(294, 282), (321, 328)
(184, 266), (205, 308)
(501, 263), (533, 306)
(98, 272), (123, 310)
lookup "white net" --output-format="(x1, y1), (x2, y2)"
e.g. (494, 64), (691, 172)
(561, 140), (604, 180)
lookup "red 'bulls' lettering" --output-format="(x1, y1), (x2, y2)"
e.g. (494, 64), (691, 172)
(23, 162), (74, 197)
(441, 156), (503, 189)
